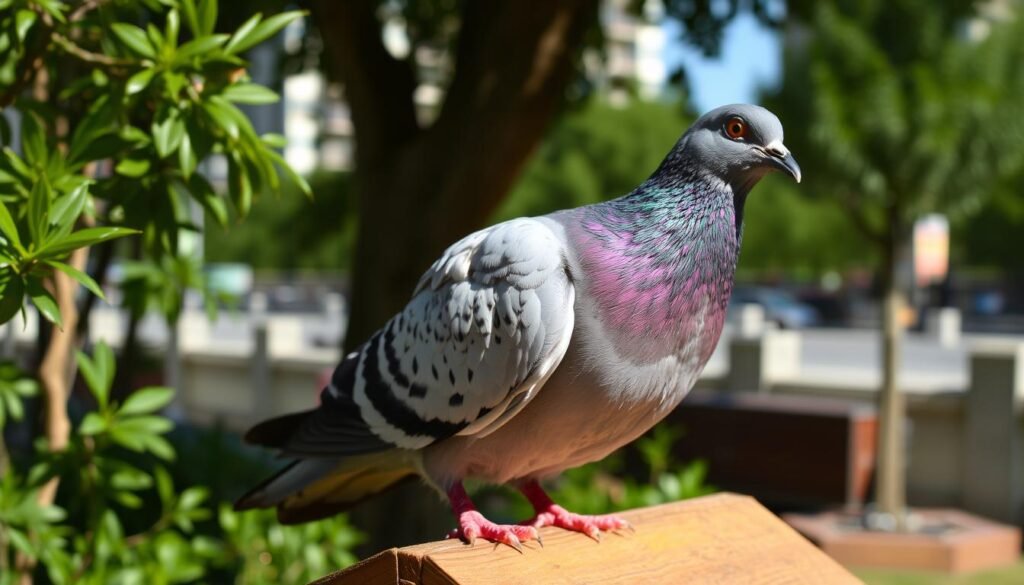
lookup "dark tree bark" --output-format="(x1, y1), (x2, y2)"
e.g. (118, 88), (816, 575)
(310, 0), (600, 349)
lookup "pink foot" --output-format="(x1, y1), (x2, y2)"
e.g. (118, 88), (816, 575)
(445, 483), (540, 551)
(519, 480), (632, 541)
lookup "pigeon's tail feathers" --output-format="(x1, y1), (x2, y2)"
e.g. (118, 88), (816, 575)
(234, 450), (418, 524)
(243, 356), (396, 457)
(243, 410), (311, 449)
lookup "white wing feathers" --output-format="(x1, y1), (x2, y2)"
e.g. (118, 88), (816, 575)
(344, 218), (575, 450)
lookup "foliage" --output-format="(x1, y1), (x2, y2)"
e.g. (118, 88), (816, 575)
(204, 170), (358, 272)
(218, 506), (361, 585)
(1, 342), (209, 584)
(738, 175), (873, 279)
(0, 1), (365, 582)
(493, 98), (693, 222)
(0, 341), (363, 583)
(480, 424), (714, 522)
(0, 0), (308, 327)
(766, 1), (1024, 247)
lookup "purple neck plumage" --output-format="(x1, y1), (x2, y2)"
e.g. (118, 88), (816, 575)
(573, 167), (745, 362)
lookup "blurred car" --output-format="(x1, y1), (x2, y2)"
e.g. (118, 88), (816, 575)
(729, 287), (821, 329)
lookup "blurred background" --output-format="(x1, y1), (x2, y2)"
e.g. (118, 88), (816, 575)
(2, 0), (1024, 583)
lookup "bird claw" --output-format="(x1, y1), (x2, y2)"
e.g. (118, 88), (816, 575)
(451, 510), (540, 551)
(612, 519), (636, 535)
(525, 504), (632, 542)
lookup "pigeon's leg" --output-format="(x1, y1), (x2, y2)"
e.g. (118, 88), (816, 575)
(518, 480), (631, 541)
(445, 482), (539, 551)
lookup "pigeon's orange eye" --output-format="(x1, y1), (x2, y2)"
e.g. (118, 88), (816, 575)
(725, 118), (747, 139)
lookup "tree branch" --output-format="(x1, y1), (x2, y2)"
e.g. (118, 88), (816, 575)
(51, 32), (133, 68)
(69, 0), (109, 23)
(308, 0), (420, 166)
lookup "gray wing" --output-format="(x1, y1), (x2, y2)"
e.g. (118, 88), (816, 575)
(274, 218), (575, 455)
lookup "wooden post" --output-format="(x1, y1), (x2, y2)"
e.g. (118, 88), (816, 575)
(314, 493), (861, 585)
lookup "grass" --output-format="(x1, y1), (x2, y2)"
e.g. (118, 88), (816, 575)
(855, 560), (1024, 585)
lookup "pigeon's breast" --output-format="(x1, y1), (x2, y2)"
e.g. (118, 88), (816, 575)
(568, 206), (737, 366)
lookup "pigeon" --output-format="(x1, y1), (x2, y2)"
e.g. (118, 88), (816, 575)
(236, 104), (801, 549)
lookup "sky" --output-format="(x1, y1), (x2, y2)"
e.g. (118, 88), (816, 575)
(663, 13), (782, 114)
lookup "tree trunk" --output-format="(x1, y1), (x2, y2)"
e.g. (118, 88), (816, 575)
(874, 208), (907, 530)
(17, 247), (88, 584)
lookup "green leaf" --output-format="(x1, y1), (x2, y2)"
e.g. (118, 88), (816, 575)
(181, 0), (201, 35)
(117, 415), (174, 435)
(126, 68), (155, 95)
(6, 529), (33, 556)
(93, 341), (115, 397)
(223, 12), (260, 55)
(33, 0), (64, 23)
(227, 153), (252, 216)
(114, 490), (143, 509)
(146, 23), (165, 54)
(3, 388), (24, 421)
(26, 278), (61, 328)
(112, 23), (156, 58)
(0, 268), (24, 323)
(178, 131), (197, 178)
(154, 465), (174, 505)
(2, 147), (32, 178)
(21, 112), (46, 166)
(199, 0), (218, 36)
(201, 100), (238, 140)
(266, 149), (312, 198)
(115, 158), (151, 177)
(49, 181), (90, 238)
(68, 95), (116, 162)
(143, 434), (176, 460)
(174, 34), (229, 62)
(152, 115), (185, 158)
(261, 133), (287, 148)
(27, 181), (51, 246)
(110, 467), (153, 490)
(0, 200), (24, 252)
(119, 386), (174, 415)
(230, 11), (304, 56)
(78, 412), (107, 435)
(165, 9), (179, 48)
(36, 226), (138, 258)
(44, 260), (104, 299)
(76, 342), (114, 407)
(15, 10), (36, 43)
(186, 174), (227, 226)
(221, 83), (278, 105)
(177, 486), (208, 511)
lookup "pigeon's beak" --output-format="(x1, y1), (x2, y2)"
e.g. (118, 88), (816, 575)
(764, 141), (801, 183)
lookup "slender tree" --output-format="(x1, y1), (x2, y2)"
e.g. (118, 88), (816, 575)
(767, 0), (1024, 527)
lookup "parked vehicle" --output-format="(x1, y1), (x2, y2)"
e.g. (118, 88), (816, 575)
(729, 287), (821, 329)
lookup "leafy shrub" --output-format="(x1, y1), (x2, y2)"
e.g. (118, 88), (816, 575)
(0, 342), (363, 584)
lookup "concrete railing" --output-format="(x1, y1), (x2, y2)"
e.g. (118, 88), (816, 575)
(7, 300), (1018, 527)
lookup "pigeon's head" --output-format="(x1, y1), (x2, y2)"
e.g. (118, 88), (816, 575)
(675, 104), (801, 191)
